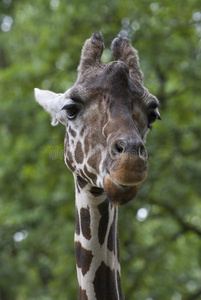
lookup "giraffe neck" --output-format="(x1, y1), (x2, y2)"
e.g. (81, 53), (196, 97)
(74, 177), (123, 300)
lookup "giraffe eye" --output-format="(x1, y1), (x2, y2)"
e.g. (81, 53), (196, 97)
(148, 111), (161, 129)
(148, 113), (157, 128)
(62, 104), (81, 120)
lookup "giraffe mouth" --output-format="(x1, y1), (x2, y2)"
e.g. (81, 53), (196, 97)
(103, 175), (139, 206)
(103, 153), (148, 205)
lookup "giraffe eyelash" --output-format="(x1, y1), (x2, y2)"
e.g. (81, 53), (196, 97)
(147, 110), (161, 129)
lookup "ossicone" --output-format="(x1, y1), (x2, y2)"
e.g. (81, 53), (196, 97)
(111, 35), (144, 84)
(77, 32), (105, 74)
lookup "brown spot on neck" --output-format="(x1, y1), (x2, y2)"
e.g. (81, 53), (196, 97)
(80, 206), (91, 240)
(76, 207), (80, 235)
(79, 286), (88, 300)
(117, 271), (123, 299)
(97, 200), (109, 245)
(90, 186), (104, 197)
(93, 262), (120, 300)
(75, 241), (93, 276)
(84, 165), (97, 186)
(107, 208), (117, 254)
(77, 176), (88, 189)
(79, 169), (90, 184)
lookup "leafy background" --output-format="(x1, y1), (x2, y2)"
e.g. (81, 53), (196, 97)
(0, 0), (201, 299)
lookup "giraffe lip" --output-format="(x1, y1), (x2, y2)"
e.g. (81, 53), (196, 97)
(105, 169), (136, 189)
(106, 172), (136, 189)
(109, 168), (147, 186)
(113, 180), (136, 189)
(119, 183), (132, 188)
(110, 178), (132, 188)
(108, 170), (144, 187)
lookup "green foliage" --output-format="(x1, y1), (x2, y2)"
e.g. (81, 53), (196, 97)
(1, 0), (201, 299)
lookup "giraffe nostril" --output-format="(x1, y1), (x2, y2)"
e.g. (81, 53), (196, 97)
(114, 141), (126, 154)
(110, 138), (147, 159)
(139, 146), (148, 159)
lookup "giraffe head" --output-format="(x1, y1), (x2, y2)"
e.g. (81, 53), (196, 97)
(35, 33), (160, 206)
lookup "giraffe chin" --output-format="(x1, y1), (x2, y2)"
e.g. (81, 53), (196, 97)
(103, 176), (139, 206)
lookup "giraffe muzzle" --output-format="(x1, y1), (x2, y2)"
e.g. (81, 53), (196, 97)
(103, 138), (148, 205)
(109, 138), (148, 185)
(109, 152), (148, 186)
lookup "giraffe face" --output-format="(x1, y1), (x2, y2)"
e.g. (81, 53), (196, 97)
(34, 33), (160, 205)
(62, 61), (159, 205)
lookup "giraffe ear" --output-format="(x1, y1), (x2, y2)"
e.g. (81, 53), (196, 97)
(34, 88), (66, 126)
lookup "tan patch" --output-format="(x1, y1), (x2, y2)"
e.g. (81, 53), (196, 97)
(80, 125), (86, 137)
(84, 134), (90, 156)
(109, 153), (147, 186)
(75, 141), (84, 164)
(84, 165), (97, 186)
(68, 126), (77, 137)
(87, 151), (102, 173)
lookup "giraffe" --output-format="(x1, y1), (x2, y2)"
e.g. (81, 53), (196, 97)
(34, 33), (160, 300)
